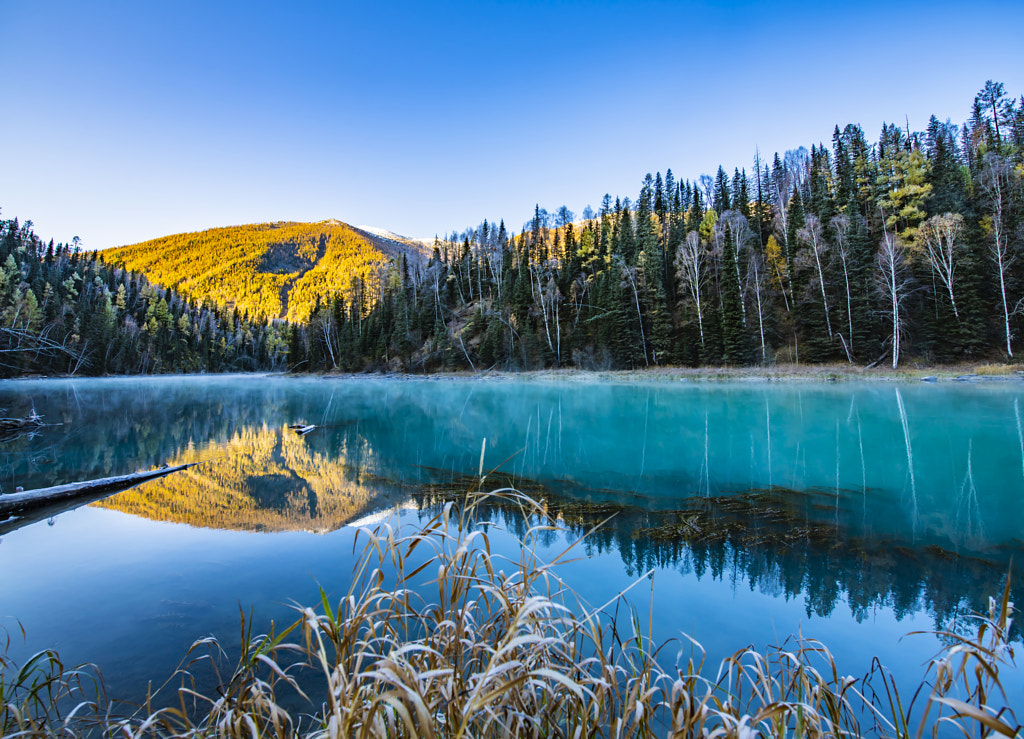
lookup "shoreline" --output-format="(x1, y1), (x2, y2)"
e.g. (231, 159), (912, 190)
(315, 361), (1024, 384)
(5, 362), (1024, 384)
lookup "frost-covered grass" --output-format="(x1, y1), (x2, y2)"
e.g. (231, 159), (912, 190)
(974, 363), (1019, 376)
(403, 361), (1022, 384)
(2, 488), (1020, 738)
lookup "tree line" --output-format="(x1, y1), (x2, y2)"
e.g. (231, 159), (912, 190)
(294, 80), (1024, 372)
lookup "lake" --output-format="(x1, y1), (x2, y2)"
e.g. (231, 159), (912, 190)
(1, 374), (1022, 714)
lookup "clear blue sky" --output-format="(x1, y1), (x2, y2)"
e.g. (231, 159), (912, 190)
(2, 0), (1022, 248)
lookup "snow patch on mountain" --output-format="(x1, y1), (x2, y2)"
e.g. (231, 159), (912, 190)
(357, 225), (410, 241)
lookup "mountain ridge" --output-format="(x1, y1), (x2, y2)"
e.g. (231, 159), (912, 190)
(102, 219), (428, 324)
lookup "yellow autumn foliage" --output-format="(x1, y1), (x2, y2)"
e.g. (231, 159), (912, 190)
(95, 425), (401, 532)
(102, 221), (398, 323)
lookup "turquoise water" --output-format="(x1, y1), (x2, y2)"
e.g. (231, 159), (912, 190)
(0, 375), (1021, 711)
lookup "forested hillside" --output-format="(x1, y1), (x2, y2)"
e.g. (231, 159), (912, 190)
(102, 220), (425, 323)
(293, 81), (1024, 372)
(0, 216), (288, 376)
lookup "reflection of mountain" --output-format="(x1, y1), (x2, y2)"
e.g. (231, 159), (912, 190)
(96, 425), (403, 532)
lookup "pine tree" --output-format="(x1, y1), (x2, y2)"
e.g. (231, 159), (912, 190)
(637, 193), (672, 366)
(832, 125), (855, 207)
(653, 172), (666, 218)
(686, 187), (704, 233)
(713, 166), (731, 214)
(925, 115), (966, 215)
(732, 168), (751, 219)
(808, 145), (836, 222)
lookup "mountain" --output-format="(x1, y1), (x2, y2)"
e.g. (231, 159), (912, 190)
(101, 220), (428, 323)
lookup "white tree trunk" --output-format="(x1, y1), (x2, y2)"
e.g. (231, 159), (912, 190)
(876, 232), (907, 369)
(798, 216), (833, 337)
(980, 155), (1016, 357)
(676, 231), (706, 349)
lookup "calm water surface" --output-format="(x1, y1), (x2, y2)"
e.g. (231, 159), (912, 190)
(1, 375), (1022, 708)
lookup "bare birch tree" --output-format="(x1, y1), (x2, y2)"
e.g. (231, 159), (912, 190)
(699, 174), (715, 211)
(722, 209), (754, 324)
(917, 213), (965, 320)
(875, 228), (912, 369)
(783, 147), (811, 193)
(616, 256), (649, 367)
(676, 231), (707, 350)
(797, 215), (833, 338)
(830, 215), (856, 358)
(769, 173), (798, 307)
(978, 154), (1018, 357)
(530, 262), (562, 365)
(745, 249), (769, 363)
(318, 305), (339, 369)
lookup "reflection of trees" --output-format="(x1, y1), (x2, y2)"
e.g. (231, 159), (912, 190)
(96, 425), (403, 532)
(413, 479), (1023, 640)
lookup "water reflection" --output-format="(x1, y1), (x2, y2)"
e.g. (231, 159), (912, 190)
(411, 474), (1023, 640)
(95, 425), (406, 533)
(2, 376), (1023, 639)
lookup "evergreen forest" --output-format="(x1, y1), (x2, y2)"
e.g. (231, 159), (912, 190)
(293, 81), (1024, 373)
(3, 80), (1024, 377)
(0, 218), (290, 376)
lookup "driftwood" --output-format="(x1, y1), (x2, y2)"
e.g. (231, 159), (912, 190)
(0, 464), (192, 519)
(0, 411), (61, 444)
(0, 411), (45, 437)
(289, 424), (317, 436)
(0, 414), (43, 432)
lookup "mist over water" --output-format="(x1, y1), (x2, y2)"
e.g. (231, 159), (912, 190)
(1, 375), (1022, 705)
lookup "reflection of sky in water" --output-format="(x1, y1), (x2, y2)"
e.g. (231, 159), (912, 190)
(1, 375), (1022, 709)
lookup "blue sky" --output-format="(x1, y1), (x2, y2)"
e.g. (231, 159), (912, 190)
(2, 0), (1022, 248)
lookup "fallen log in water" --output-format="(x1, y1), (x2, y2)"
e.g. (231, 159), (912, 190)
(0, 464), (192, 519)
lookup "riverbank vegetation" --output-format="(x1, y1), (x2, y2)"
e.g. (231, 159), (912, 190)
(1, 489), (1019, 737)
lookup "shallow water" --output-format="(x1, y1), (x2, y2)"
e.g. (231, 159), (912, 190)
(0, 375), (1021, 712)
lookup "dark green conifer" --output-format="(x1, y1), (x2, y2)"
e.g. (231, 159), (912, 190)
(732, 168), (751, 219)
(687, 187), (704, 232)
(925, 115), (966, 215)
(713, 166), (731, 213)
(653, 172), (666, 218)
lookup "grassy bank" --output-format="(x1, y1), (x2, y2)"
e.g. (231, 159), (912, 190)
(315, 361), (1024, 384)
(2, 489), (1020, 738)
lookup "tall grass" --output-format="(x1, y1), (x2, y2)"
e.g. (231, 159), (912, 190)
(0, 625), (110, 736)
(2, 487), (1020, 737)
